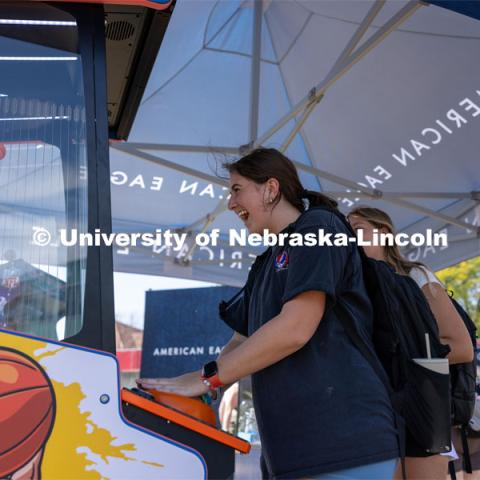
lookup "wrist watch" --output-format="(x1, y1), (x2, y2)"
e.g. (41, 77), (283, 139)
(201, 360), (223, 391)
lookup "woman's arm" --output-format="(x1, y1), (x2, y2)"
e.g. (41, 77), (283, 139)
(218, 332), (247, 360)
(422, 283), (474, 364)
(137, 332), (247, 394)
(216, 332), (247, 391)
(137, 290), (326, 396)
(217, 290), (325, 384)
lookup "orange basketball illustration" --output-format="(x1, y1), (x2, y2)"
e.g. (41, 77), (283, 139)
(0, 348), (56, 478)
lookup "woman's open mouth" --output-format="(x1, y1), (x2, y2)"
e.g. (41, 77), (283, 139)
(238, 209), (249, 222)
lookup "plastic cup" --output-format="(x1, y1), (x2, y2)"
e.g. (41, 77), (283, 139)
(413, 358), (449, 375)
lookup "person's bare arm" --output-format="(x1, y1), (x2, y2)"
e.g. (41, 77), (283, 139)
(216, 332), (247, 390)
(216, 291), (325, 384)
(218, 332), (247, 360)
(422, 283), (473, 364)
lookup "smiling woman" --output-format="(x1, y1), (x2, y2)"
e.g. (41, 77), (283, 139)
(138, 148), (400, 480)
(225, 148), (337, 236)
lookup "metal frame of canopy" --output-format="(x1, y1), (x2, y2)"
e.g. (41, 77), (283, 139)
(112, 0), (480, 267)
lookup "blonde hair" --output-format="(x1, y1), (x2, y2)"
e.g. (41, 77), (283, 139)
(347, 206), (426, 276)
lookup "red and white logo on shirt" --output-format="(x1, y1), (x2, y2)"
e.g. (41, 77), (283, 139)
(274, 251), (289, 271)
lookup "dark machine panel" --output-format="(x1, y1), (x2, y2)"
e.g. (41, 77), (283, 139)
(122, 388), (251, 480)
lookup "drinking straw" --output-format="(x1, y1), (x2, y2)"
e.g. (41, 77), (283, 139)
(425, 333), (431, 359)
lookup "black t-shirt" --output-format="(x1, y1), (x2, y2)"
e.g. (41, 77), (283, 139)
(220, 208), (399, 479)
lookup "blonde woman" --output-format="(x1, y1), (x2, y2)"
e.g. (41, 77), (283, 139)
(348, 206), (474, 480)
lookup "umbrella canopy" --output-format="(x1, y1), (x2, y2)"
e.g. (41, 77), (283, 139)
(110, 0), (480, 286)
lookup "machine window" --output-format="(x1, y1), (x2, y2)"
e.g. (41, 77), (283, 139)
(0, 3), (87, 340)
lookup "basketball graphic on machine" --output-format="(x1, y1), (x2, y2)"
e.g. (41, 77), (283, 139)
(0, 348), (56, 479)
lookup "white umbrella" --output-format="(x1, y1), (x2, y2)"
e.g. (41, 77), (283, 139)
(110, 0), (480, 285)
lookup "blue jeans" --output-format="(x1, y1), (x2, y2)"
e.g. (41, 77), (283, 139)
(310, 459), (398, 480)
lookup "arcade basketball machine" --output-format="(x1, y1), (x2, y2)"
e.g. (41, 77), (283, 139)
(0, 2), (249, 479)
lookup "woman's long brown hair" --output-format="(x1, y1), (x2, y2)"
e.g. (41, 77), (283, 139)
(223, 148), (338, 212)
(348, 206), (427, 276)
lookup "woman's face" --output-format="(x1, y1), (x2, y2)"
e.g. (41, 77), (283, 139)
(228, 171), (272, 234)
(348, 214), (387, 261)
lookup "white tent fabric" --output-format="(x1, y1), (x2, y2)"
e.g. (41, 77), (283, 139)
(110, 0), (480, 286)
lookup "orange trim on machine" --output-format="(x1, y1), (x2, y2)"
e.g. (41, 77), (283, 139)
(121, 389), (251, 454)
(32, 0), (172, 11)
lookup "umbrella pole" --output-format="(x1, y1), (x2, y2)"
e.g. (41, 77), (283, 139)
(280, 94), (323, 153)
(248, 0), (262, 144)
(254, 1), (423, 149)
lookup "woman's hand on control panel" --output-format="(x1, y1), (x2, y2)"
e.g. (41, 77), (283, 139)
(136, 370), (209, 398)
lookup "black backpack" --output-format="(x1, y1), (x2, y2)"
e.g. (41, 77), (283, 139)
(362, 259), (450, 373)
(446, 295), (477, 477)
(448, 294), (477, 426)
(359, 257), (452, 454)
(322, 207), (453, 455)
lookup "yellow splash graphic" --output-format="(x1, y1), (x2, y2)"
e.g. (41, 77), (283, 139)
(142, 460), (165, 468)
(0, 331), (50, 363)
(42, 381), (137, 478)
(0, 332), (156, 479)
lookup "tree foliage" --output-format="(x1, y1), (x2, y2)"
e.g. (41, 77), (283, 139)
(437, 256), (480, 327)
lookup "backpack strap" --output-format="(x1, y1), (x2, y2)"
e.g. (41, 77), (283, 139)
(461, 424), (473, 473)
(448, 460), (457, 479)
(338, 312), (406, 478)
